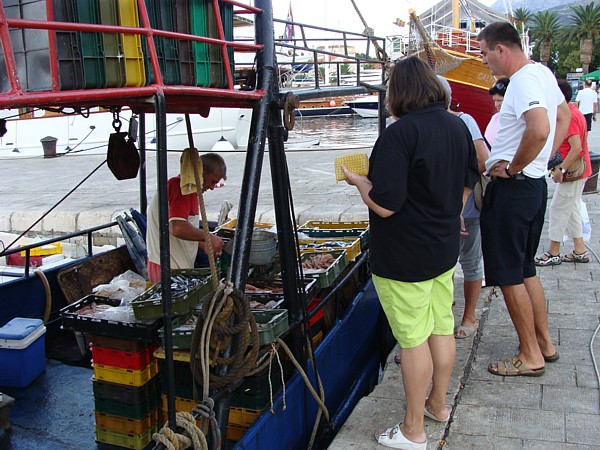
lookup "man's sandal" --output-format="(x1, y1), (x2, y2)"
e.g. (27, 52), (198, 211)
(534, 252), (561, 266)
(488, 356), (545, 377)
(562, 250), (589, 263)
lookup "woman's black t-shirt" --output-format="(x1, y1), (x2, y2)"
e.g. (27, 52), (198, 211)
(368, 102), (479, 282)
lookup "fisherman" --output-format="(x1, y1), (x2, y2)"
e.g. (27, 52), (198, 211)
(146, 151), (226, 283)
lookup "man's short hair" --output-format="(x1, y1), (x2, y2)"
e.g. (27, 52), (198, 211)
(201, 152), (227, 180)
(585, 79), (592, 87)
(557, 79), (573, 103)
(477, 22), (522, 51)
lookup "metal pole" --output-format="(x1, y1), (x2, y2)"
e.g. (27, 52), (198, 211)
(139, 113), (147, 216)
(155, 92), (176, 430)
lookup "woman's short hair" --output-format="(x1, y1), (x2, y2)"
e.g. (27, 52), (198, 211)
(489, 77), (510, 96)
(386, 56), (448, 118)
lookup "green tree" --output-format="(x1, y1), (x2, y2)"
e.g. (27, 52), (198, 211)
(512, 7), (533, 33)
(530, 11), (562, 66)
(564, 2), (600, 74)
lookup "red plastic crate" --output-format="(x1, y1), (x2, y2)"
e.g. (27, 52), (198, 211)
(92, 343), (156, 370)
(307, 298), (323, 327)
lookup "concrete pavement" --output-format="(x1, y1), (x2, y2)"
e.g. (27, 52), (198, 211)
(1, 118), (600, 449)
(330, 137), (600, 448)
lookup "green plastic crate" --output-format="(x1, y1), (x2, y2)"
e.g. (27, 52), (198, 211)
(299, 220), (369, 249)
(190, 0), (210, 86)
(300, 250), (347, 288)
(98, 0), (125, 87)
(73, 0), (106, 88)
(253, 309), (288, 346)
(131, 270), (212, 320)
(143, 0), (181, 85)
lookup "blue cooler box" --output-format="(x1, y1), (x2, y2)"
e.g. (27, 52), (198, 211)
(0, 318), (46, 388)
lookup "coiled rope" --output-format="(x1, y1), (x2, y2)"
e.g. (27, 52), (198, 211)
(153, 412), (207, 450)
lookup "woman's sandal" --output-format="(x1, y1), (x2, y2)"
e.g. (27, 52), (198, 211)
(562, 250), (589, 263)
(374, 423), (427, 449)
(534, 252), (561, 266)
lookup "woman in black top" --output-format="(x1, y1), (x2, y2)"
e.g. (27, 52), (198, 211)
(342, 56), (478, 449)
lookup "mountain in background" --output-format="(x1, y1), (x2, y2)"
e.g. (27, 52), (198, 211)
(491, 0), (595, 15)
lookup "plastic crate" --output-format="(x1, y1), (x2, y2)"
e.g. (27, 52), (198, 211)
(73, 0), (106, 88)
(94, 394), (158, 420)
(206, 0), (223, 88)
(117, 0), (146, 86)
(299, 250), (347, 288)
(299, 220), (369, 249)
(98, 0), (125, 87)
(95, 426), (154, 450)
(143, 0), (181, 85)
(60, 295), (162, 342)
(94, 409), (159, 435)
(0, 0), (51, 92)
(253, 309), (288, 346)
(227, 406), (264, 440)
(92, 343), (156, 370)
(190, 0), (210, 86)
(131, 271), (212, 320)
(215, 218), (274, 239)
(298, 236), (360, 261)
(91, 335), (152, 353)
(159, 319), (197, 350)
(93, 377), (160, 405)
(173, 0), (194, 85)
(93, 359), (158, 387)
(231, 365), (282, 410)
(220, 0), (234, 86)
(245, 278), (317, 305)
(52, 0), (85, 90)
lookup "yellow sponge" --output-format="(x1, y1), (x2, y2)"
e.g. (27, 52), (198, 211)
(334, 153), (369, 181)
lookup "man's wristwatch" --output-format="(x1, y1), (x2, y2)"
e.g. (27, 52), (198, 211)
(557, 166), (566, 174)
(505, 163), (517, 178)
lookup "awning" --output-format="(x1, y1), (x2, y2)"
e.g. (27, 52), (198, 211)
(580, 68), (600, 81)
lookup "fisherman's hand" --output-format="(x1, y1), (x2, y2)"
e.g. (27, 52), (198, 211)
(210, 234), (225, 257)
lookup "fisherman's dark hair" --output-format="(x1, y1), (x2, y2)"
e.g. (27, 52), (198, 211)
(477, 22), (522, 51)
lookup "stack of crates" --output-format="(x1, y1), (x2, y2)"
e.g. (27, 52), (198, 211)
(227, 365), (283, 441)
(92, 335), (161, 450)
(0, 0), (235, 92)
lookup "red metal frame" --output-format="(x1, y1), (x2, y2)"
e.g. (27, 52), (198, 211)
(0, 0), (265, 111)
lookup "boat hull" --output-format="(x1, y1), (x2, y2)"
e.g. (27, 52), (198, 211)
(236, 278), (382, 449)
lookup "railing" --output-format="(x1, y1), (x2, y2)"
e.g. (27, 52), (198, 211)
(0, 0), (264, 111)
(425, 22), (481, 54)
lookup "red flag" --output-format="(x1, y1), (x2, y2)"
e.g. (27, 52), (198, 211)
(284, 3), (294, 42)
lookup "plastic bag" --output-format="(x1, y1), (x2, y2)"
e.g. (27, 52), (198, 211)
(563, 199), (591, 243)
(92, 270), (148, 303)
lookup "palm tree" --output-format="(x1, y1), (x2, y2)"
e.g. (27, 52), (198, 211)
(512, 7), (533, 34)
(530, 11), (562, 66)
(564, 2), (600, 74)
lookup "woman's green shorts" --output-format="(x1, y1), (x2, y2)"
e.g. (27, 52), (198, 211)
(373, 267), (455, 348)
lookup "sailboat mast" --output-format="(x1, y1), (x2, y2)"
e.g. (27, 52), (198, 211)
(452, 0), (460, 29)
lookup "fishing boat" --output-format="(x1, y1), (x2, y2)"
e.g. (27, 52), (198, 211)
(345, 2), (501, 130)
(0, 2), (391, 449)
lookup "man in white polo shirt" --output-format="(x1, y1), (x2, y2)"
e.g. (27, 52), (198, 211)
(477, 22), (570, 378)
(575, 79), (597, 131)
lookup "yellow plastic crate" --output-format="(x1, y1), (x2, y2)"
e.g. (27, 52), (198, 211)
(298, 236), (361, 261)
(229, 406), (263, 428)
(159, 394), (208, 432)
(216, 218), (274, 238)
(20, 242), (62, 256)
(299, 220), (369, 230)
(227, 423), (245, 441)
(154, 346), (192, 363)
(94, 409), (158, 435)
(93, 360), (158, 387)
(118, 0), (145, 87)
(95, 426), (154, 450)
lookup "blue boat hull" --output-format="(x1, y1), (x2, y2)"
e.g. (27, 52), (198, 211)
(235, 278), (382, 449)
